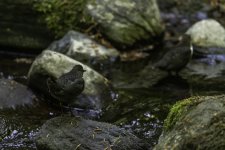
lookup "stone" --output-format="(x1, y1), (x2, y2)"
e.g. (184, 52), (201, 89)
(86, 0), (164, 49)
(186, 19), (225, 48)
(48, 31), (119, 72)
(0, 78), (36, 109)
(35, 116), (150, 150)
(27, 50), (113, 110)
(154, 95), (225, 150)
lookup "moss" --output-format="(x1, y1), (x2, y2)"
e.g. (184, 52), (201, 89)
(163, 96), (201, 131)
(33, 0), (94, 37)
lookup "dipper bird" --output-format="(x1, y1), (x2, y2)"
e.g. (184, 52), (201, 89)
(46, 65), (85, 107)
(154, 34), (193, 74)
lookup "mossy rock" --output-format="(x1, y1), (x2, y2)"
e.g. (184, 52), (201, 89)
(163, 96), (202, 131)
(33, 0), (94, 37)
(154, 95), (225, 150)
(86, 0), (164, 49)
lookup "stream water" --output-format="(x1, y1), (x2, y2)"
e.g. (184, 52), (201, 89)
(1, 51), (225, 149)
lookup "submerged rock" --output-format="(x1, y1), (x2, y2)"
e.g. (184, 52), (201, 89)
(36, 116), (150, 150)
(48, 31), (119, 74)
(186, 19), (225, 48)
(87, 0), (164, 49)
(154, 95), (225, 150)
(27, 50), (113, 110)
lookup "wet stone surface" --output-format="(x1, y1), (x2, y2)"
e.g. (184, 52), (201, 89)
(36, 116), (150, 150)
(154, 95), (225, 150)
(0, 79), (35, 109)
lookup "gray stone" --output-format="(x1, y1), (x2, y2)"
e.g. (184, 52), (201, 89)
(186, 19), (225, 48)
(0, 78), (35, 109)
(48, 30), (119, 67)
(36, 116), (150, 150)
(86, 0), (164, 49)
(154, 95), (225, 150)
(27, 50), (113, 110)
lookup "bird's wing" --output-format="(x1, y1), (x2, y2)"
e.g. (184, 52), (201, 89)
(46, 77), (63, 99)
(154, 52), (172, 68)
(63, 79), (85, 94)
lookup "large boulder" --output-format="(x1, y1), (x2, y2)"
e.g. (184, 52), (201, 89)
(86, 0), (164, 49)
(27, 50), (113, 110)
(48, 31), (119, 74)
(35, 116), (150, 150)
(154, 95), (225, 150)
(186, 19), (225, 48)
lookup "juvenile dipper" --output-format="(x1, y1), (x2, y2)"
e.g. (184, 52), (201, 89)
(154, 34), (193, 74)
(47, 65), (85, 106)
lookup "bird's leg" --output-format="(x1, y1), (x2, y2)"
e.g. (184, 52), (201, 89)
(168, 71), (173, 76)
(59, 101), (64, 115)
(69, 106), (74, 117)
(175, 71), (180, 76)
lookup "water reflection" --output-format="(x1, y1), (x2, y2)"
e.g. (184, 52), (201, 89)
(186, 55), (225, 78)
(154, 75), (191, 99)
(198, 54), (225, 65)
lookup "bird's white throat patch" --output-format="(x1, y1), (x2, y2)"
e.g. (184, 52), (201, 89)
(190, 44), (194, 58)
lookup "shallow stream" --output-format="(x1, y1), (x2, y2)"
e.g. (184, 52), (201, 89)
(1, 50), (225, 149)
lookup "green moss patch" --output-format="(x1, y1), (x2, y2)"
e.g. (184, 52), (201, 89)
(33, 0), (94, 37)
(163, 96), (201, 131)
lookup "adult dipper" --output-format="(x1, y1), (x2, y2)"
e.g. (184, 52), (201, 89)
(47, 65), (85, 107)
(154, 34), (193, 74)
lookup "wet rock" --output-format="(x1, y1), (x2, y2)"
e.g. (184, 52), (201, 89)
(154, 95), (225, 150)
(35, 116), (150, 150)
(48, 31), (119, 74)
(27, 50), (113, 110)
(86, 0), (164, 49)
(186, 19), (225, 48)
(0, 78), (56, 149)
(0, 78), (35, 109)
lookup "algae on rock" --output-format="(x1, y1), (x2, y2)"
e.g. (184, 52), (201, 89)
(34, 0), (94, 37)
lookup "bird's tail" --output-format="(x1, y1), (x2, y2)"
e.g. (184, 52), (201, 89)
(46, 77), (60, 100)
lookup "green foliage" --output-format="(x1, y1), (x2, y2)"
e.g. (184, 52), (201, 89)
(34, 0), (94, 37)
(163, 96), (201, 131)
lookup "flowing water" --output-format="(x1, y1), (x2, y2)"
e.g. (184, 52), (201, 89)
(1, 51), (225, 149)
